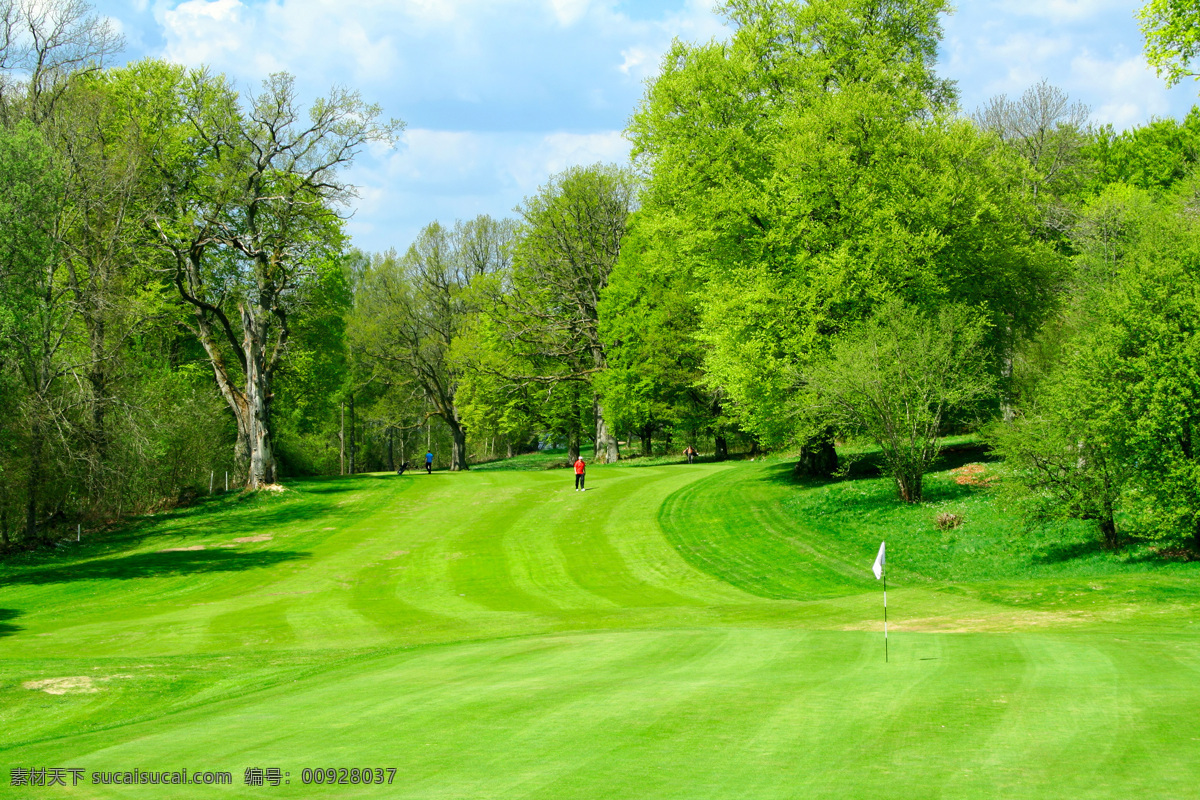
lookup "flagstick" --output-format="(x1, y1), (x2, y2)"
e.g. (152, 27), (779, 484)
(883, 568), (888, 663)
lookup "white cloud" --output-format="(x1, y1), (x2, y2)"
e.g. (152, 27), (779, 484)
(343, 128), (630, 250)
(549, 0), (589, 27)
(1071, 51), (1174, 126)
(160, 0), (246, 64)
(619, 46), (651, 76)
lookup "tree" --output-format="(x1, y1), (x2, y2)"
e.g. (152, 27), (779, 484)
(0, 120), (63, 538)
(998, 177), (1200, 549)
(972, 80), (1092, 239)
(1086, 108), (1200, 193)
(484, 163), (637, 464)
(627, 0), (1058, 458)
(351, 218), (510, 471)
(990, 402), (1127, 550)
(0, 0), (123, 124)
(807, 301), (993, 502)
(598, 213), (718, 458)
(1140, 0), (1200, 88)
(144, 68), (400, 488)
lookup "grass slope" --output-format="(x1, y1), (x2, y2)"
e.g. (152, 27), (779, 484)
(1, 456), (1198, 798)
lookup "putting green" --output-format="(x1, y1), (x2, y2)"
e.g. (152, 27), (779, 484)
(2, 461), (1198, 798)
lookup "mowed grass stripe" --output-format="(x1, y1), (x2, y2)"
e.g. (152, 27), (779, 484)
(660, 463), (875, 601)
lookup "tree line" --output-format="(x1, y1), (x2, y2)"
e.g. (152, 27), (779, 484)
(5, 0), (1200, 554)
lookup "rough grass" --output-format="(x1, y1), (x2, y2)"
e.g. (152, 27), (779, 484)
(1, 453), (1198, 798)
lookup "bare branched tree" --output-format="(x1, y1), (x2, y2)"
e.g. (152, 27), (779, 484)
(972, 79), (1091, 206)
(0, 0), (122, 122)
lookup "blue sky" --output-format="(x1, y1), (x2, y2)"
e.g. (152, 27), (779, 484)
(98, 0), (1199, 253)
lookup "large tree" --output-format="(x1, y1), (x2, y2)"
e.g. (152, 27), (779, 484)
(138, 66), (400, 488)
(626, 0), (1058, 458)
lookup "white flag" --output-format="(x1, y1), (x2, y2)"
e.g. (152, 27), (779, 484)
(872, 541), (885, 580)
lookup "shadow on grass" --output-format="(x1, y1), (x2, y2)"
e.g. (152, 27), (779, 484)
(0, 608), (22, 638)
(3, 549), (309, 586)
(1030, 539), (1109, 564)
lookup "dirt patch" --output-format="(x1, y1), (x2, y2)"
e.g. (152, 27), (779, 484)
(233, 534), (273, 543)
(158, 545), (206, 553)
(24, 676), (100, 695)
(383, 550), (409, 559)
(257, 484), (289, 493)
(950, 463), (997, 487)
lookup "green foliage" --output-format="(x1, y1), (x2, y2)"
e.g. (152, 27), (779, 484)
(597, 215), (716, 453)
(1140, 0), (1200, 87)
(1000, 178), (1200, 548)
(1086, 108), (1200, 193)
(627, 0), (1059, 447)
(808, 301), (994, 502)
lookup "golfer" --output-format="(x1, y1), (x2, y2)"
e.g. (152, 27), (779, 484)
(684, 445), (698, 464)
(425, 450), (433, 474)
(574, 456), (586, 491)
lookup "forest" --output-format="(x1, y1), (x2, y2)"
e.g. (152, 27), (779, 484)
(4, 0), (1200, 554)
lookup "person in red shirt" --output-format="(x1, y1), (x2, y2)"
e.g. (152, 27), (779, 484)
(574, 457), (586, 491)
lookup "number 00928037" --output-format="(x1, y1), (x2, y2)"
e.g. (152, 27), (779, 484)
(300, 768), (396, 785)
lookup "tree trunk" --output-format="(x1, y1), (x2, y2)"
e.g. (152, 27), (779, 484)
(895, 471), (923, 503)
(348, 394), (356, 475)
(450, 422), (469, 471)
(714, 433), (728, 462)
(1100, 495), (1120, 549)
(640, 426), (652, 459)
(593, 396), (619, 463)
(339, 401), (345, 475)
(239, 305), (276, 489)
(1000, 322), (1016, 424)
(387, 427), (394, 470)
(794, 428), (839, 479)
(26, 422), (42, 540)
(568, 426), (580, 463)
(506, 440), (514, 459)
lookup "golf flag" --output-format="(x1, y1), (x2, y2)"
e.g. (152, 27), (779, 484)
(872, 541), (885, 580)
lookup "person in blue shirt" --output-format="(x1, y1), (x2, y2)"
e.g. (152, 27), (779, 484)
(425, 451), (433, 474)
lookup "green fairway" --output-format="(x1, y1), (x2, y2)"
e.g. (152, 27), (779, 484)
(2, 459), (1199, 798)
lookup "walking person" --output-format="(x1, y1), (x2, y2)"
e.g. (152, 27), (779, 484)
(574, 456), (586, 491)
(684, 445), (697, 464)
(425, 450), (434, 474)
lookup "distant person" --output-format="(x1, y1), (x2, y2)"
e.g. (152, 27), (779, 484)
(425, 451), (433, 474)
(684, 445), (698, 464)
(574, 457), (586, 491)
(396, 461), (410, 476)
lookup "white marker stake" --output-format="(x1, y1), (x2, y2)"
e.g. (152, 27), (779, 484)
(77, 524), (80, 542)
(872, 541), (887, 663)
